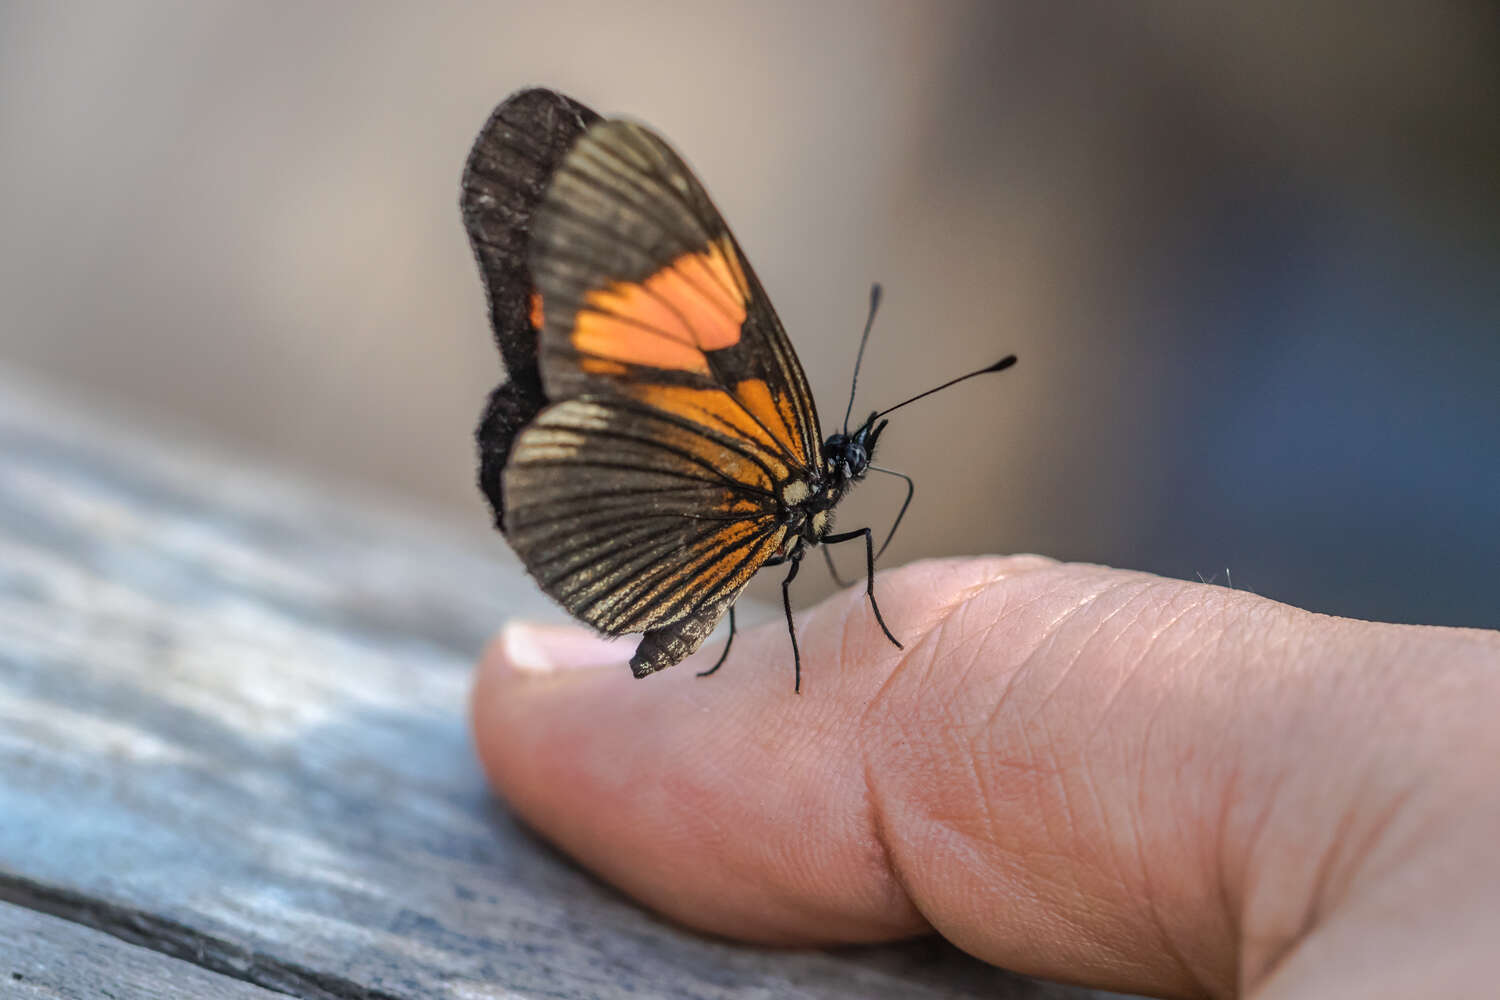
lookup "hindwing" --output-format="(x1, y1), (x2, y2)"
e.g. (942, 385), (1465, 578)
(503, 397), (788, 673)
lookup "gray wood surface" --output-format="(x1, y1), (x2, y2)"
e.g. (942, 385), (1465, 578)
(0, 370), (1121, 1000)
(1, 901), (286, 999)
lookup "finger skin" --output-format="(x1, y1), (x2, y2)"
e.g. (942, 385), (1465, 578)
(471, 556), (1500, 998)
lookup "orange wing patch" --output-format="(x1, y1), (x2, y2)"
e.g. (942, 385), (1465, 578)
(731, 378), (804, 464)
(629, 381), (801, 478)
(529, 289), (546, 330)
(579, 357), (629, 376)
(641, 410), (777, 493)
(571, 237), (747, 373)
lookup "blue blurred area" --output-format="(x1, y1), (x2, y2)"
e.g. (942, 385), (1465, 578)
(1131, 181), (1499, 627)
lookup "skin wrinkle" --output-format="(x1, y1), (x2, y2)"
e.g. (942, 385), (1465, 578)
(1320, 781), (1420, 924)
(928, 607), (1025, 845)
(1154, 588), (1284, 996)
(736, 682), (885, 935)
(943, 590), (1016, 688)
(773, 765), (896, 935)
(1014, 862), (1157, 991)
(1365, 782), (1475, 889)
(1234, 767), (1297, 992)
(872, 557), (1038, 691)
(843, 571), (973, 935)
(966, 710), (1002, 845)
(1303, 640), (1482, 920)
(833, 581), (865, 686)
(1074, 754), (1130, 899)
(1153, 594), (1274, 997)
(1034, 577), (1165, 718)
(1178, 627), (1247, 997)
(1072, 585), (1179, 733)
(1015, 582), (1169, 952)
(1233, 617), (1383, 990)
(862, 586), (1011, 842)
(946, 558), (1051, 606)
(1149, 593), (1282, 978)
(856, 561), (1142, 972)
(1076, 584), (1234, 996)
(976, 572), (1126, 744)
(1013, 577), (1143, 722)
(1292, 761), (1378, 950)
(1248, 783), (1424, 996)
(852, 584), (950, 737)
(1222, 610), (1310, 966)
(1132, 670), (1207, 997)
(953, 574), (1062, 837)
(1013, 679), (1053, 852)
(923, 805), (1143, 987)
(858, 752), (928, 937)
(998, 652), (1138, 980)
(1037, 707), (1118, 966)
(1214, 758), (1246, 986)
(1074, 584), (1198, 910)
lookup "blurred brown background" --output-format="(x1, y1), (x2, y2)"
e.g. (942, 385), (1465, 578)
(2, 2), (1497, 626)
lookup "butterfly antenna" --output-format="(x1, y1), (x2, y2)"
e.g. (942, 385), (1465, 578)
(874, 354), (1017, 419)
(842, 283), (883, 435)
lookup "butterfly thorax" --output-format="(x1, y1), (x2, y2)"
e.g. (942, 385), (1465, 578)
(773, 413), (890, 556)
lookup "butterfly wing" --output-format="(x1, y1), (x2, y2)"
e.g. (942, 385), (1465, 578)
(461, 89), (601, 530)
(503, 396), (790, 675)
(498, 115), (826, 674)
(528, 119), (823, 471)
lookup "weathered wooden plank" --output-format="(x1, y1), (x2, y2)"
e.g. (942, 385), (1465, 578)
(0, 369), (1120, 1000)
(0, 900), (286, 999)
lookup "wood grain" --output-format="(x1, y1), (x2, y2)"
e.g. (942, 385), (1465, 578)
(1, 901), (288, 999)
(0, 370), (1122, 1000)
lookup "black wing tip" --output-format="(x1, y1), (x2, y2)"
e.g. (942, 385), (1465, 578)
(466, 87), (597, 147)
(461, 86), (603, 382)
(460, 87), (601, 205)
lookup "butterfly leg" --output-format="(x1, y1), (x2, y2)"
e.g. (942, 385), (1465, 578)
(822, 467), (912, 587)
(868, 465), (915, 561)
(821, 527), (903, 651)
(781, 556), (803, 693)
(695, 605), (736, 678)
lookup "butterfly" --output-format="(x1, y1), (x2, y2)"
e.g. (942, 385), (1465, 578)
(461, 88), (1014, 691)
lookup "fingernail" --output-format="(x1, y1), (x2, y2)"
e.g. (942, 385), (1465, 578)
(498, 623), (624, 674)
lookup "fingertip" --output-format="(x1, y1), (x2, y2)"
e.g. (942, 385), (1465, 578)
(467, 603), (929, 944)
(471, 622), (629, 796)
(482, 622), (626, 675)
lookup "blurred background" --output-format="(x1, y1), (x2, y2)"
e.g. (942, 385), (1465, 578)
(2, 2), (1496, 628)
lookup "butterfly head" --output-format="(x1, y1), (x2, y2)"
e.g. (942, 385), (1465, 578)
(822, 413), (888, 488)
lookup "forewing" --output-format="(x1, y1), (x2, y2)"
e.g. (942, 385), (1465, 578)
(462, 88), (601, 529)
(528, 119), (823, 473)
(503, 397), (788, 645)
